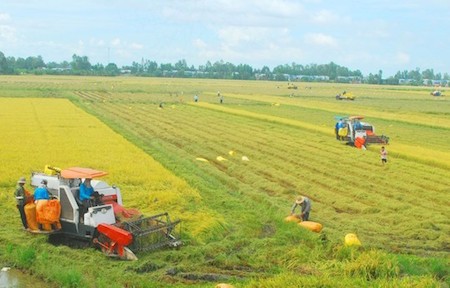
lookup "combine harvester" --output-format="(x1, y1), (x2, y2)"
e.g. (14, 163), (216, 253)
(24, 166), (181, 260)
(335, 91), (355, 100)
(335, 116), (389, 148)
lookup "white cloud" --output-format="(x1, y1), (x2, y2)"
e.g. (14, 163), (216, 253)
(193, 39), (207, 49)
(396, 52), (410, 64)
(90, 38), (105, 47)
(161, 0), (303, 27)
(130, 42), (143, 50)
(0, 13), (11, 22)
(218, 27), (257, 46)
(0, 25), (17, 42)
(304, 33), (337, 47)
(311, 10), (339, 24)
(111, 38), (121, 47)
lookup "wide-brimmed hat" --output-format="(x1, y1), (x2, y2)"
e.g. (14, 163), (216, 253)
(17, 177), (26, 184)
(295, 196), (305, 204)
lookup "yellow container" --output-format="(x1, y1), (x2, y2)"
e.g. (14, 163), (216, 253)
(298, 221), (323, 233)
(44, 165), (61, 175)
(345, 233), (362, 247)
(24, 203), (39, 231)
(285, 215), (301, 223)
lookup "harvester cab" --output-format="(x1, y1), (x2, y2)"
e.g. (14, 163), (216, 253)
(335, 116), (389, 148)
(26, 166), (181, 260)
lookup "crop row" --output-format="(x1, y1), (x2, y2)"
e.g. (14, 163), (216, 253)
(75, 91), (449, 255)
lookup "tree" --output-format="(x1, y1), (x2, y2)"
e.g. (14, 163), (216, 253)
(422, 68), (434, 80)
(71, 54), (92, 71)
(105, 63), (119, 75)
(0, 52), (8, 74)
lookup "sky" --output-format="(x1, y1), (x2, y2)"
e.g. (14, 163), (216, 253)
(0, 0), (448, 77)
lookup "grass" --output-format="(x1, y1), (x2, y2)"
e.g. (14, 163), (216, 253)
(0, 75), (448, 287)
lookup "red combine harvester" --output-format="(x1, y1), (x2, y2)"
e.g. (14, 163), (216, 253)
(26, 166), (181, 260)
(335, 116), (389, 148)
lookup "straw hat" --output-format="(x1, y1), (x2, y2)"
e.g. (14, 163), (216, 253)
(295, 196), (305, 204)
(17, 177), (26, 184)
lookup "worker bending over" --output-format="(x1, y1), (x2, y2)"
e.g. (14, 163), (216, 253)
(291, 196), (311, 221)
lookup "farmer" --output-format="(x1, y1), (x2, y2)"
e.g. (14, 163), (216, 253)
(34, 179), (50, 201)
(380, 146), (388, 164)
(291, 196), (311, 221)
(14, 177), (29, 229)
(79, 178), (94, 221)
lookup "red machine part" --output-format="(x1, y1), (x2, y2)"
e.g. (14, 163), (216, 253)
(93, 223), (133, 258)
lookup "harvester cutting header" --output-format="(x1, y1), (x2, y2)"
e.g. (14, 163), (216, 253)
(335, 116), (389, 148)
(23, 166), (181, 260)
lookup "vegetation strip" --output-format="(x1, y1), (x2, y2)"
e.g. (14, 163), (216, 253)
(189, 102), (450, 169)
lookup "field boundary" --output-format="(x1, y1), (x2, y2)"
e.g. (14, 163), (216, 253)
(222, 93), (450, 130)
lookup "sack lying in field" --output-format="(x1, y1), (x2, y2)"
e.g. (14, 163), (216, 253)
(216, 283), (235, 288)
(298, 221), (323, 233)
(345, 233), (362, 246)
(285, 215), (301, 223)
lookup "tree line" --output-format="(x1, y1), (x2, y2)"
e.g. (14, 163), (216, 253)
(0, 51), (448, 85)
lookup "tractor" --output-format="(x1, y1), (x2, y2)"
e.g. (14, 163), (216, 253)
(25, 166), (181, 260)
(335, 116), (389, 148)
(335, 91), (355, 100)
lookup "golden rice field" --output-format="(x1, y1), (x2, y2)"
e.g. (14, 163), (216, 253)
(0, 75), (448, 287)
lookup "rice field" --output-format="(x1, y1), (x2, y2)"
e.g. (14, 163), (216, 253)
(0, 75), (448, 287)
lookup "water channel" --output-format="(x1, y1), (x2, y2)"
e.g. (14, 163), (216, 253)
(1, 267), (50, 288)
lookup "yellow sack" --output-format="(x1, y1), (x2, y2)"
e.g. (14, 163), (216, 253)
(24, 203), (39, 231)
(338, 127), (348, 137)
(345, 233), (362, 247)
(35, 200), (49, 224)
(43, 199), (61, 223)
(216, 284), (235, 288)
(298, 221), (323, 233)
(284, 215), (301, 223)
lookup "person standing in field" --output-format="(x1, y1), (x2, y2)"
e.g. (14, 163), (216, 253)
(291, 196), (311, 221)
(194, 94), (199, 102)
(380, 146), (388, 165)
(14, 177), (29, 229)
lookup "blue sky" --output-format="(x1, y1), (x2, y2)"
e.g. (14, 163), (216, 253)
(0, 0), (448, 77)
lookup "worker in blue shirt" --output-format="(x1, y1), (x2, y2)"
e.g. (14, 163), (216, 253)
(34, 180), (50, 201)
(79, 178), (94, 201)
(79, 178), (94, 223)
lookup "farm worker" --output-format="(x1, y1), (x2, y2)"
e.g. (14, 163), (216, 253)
(194, 94), (199, 102)
(79, 178), (95, 220)
(291, 196), (311, 221)
(14, 177), (29, 229)
(380, 146), (388, 164)
(335, 120), (342, 139)
(34, 179), (50, 230)
(34, 179), (50, 201)
(336, 119), (346, 140)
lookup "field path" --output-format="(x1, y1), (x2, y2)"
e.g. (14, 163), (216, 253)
(223, 93), (450, 129)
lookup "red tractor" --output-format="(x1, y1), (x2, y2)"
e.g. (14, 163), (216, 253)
(25, 166), (181, 260)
